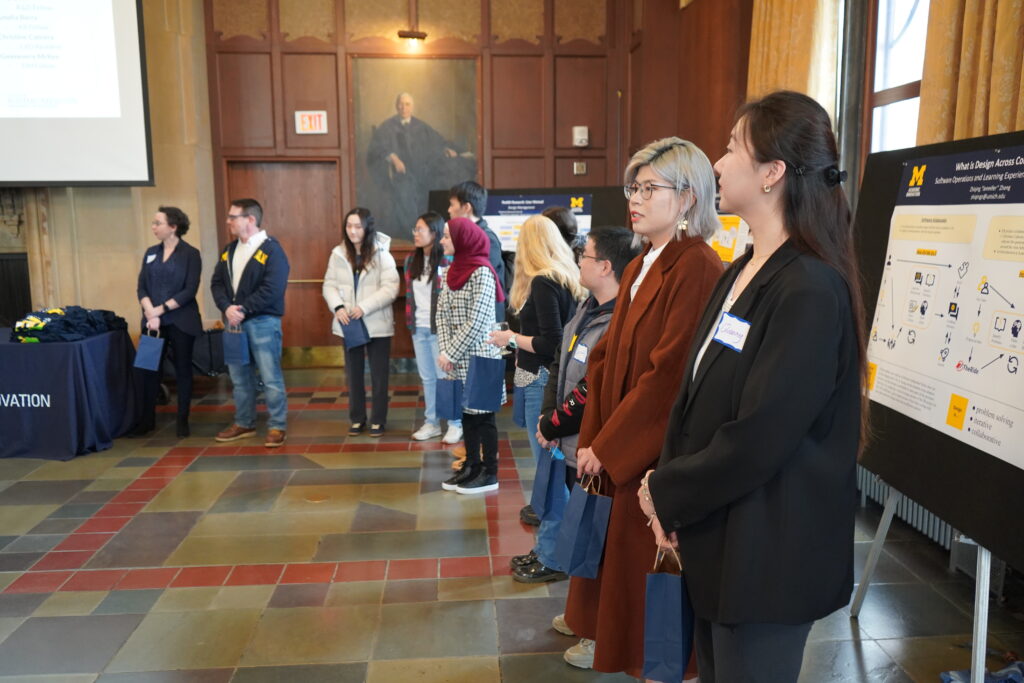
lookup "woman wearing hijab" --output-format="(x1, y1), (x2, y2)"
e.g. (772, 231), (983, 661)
(436, 217), (506, 494)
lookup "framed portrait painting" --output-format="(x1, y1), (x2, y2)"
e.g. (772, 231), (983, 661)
(351, 57), (479, 236)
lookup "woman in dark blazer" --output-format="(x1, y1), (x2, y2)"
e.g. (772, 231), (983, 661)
(134, 206), (203, 437)
(640, 91), (868, 683)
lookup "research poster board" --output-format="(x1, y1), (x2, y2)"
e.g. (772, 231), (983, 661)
(866, 145), (1024, 470)
(483, 194), (592, 251)
(856, 130), (1024, 571)
(707, 214), (750, 263)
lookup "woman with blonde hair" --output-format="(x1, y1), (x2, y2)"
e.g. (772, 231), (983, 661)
(559, 137), (723, 677)
(489, 214), (584, 583)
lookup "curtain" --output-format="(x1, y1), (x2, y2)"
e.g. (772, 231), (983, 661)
(746, 0), (838, 119)
(918, 0), (1024, 145)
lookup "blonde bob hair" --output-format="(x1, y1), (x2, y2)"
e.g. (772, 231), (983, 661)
(624, 137), (719, 241)
(508, 215), (586, 313)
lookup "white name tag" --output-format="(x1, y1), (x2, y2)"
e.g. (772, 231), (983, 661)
(146, 254), (156, 264)
(572, 342), (589, 363)
(712, 311), (751, 352)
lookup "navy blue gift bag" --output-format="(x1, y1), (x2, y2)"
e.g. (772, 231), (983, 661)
(340, 318), (370, 349)
(554, 474), (612, 578)
(530, 446), (568, 522)
(465, 355), (504, 412)
(642, 548), (694, 683)
(435, 378), (464, 422)
(133, 330), (164, 371)
(223, 325), (250, 366)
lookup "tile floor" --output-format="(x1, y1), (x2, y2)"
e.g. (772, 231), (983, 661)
(0, 369), (1021, 682)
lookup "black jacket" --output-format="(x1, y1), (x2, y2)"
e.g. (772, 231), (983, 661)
(136, 239), (203, 337)
(210, 236), (290, 318)
(477, 217), (506, 323)
(516, 276), (577, 374)
(650, 241), (861, 625)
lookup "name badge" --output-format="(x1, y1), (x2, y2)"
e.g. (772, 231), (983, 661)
(712, 311), (751, 352)
(572, 342), (589, 363)
(146, 254), (156, 264)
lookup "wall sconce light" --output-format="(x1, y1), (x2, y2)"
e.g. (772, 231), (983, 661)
(397, 29), (427, 40)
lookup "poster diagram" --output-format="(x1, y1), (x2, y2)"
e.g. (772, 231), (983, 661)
(867, 144), (1024, 470)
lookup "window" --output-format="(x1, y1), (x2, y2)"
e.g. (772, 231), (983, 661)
(866, 0), (931, 153)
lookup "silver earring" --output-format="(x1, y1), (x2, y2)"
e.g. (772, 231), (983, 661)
(763, 184), (772, 193)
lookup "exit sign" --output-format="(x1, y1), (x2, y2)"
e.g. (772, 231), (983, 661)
(294, 110), (328, 135)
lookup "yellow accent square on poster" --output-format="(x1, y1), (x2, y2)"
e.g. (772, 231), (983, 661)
(867, 362), (878, 391)
(946, 394), (969, 430)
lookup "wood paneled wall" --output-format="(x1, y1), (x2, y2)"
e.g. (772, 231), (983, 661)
(204, 0), (631, 217)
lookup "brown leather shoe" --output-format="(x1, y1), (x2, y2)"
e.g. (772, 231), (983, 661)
(264, 429), (286, 448)
(215, 424), (256, 442)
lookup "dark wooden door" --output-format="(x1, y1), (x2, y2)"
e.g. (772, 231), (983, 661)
(224, 160), (340, 348)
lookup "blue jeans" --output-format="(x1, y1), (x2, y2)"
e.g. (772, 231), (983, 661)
(227, 315), (288, 431)
(411, 327), (460, 428)
(520, 368), (567, 570)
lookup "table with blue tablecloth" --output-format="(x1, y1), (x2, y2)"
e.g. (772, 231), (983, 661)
(0, 328), (139, 459)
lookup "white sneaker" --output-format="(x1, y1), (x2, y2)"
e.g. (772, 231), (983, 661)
(552, 613), (574, 636)
(442, 424), (463, 444)
(411, 423), (442, 441)
(564, 638), (595, 669)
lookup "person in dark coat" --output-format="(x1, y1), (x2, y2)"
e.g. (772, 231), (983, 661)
(641, 91), (868, 683)
(134, 206), (202, 438)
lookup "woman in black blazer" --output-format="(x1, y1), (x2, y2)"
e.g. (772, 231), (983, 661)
(134, 206), (203, 437)
(638, 92), (868, 683)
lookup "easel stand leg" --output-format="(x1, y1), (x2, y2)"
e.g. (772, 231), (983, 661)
(971, 546), (991, 683)
(850, 487), (900, 618)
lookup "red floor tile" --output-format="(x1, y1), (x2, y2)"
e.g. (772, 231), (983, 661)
(54, 533), (115, 552)
(334, 561), (387, 582)
(488, 520), (534, 537)
(236, 445), (272, 455)
(280, 563), (337, 584)
(32, 551), (94, 571)
(126, 478), (174, 491)
(142, 466), (187, 478)
(95, 502), (146, 517)
(171, 566), (232, 588)
(491, 556), (514, 576)
(489, 536), (534, 556)
(4, 571), (73, 593)
(387, 558), (438, 580)
(117, 568), (180, 590)
(306, 444), (342, 454)
(408, 441), (447, 451)
(440, 556), (492, 578)
(226, 564), (285, 586)
(341, 444), (377, 453)
(75, 517), (132, 533)
(110, 489), (159, 504)
(202, 446), (239, 455)
(60, 569), (127, 592)
(158, 455), (198, 466)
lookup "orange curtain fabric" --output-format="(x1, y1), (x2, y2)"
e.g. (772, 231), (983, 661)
(918, 0), (1024, 145)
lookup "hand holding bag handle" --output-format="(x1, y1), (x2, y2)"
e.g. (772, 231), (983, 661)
(643, 547), (694, 683)
(222, 323), (250, 366)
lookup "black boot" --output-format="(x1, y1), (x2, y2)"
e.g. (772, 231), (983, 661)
(176, 415), (190, 438)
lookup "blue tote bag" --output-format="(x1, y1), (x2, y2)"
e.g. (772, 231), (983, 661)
(435, 378), (464, 421)
(553, 474), (612, 578)
(133, 329), (164, 371)
(530, 446), (568, 522)
(222, 325), (250, 366)
(643, 548), (695, 683)
(465, 355), (504, 412)
(339, 318), (370, 349)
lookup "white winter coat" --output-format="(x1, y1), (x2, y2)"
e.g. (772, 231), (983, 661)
(321, 234), (399, 338)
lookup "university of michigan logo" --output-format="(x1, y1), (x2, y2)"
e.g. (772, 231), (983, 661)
(570, 196), (584, 209)
(909, 165), (927, 187)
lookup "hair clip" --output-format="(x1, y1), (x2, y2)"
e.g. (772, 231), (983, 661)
(824, 166), (847, 186)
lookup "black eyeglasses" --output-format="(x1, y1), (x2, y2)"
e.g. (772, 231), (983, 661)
(226, 213), (245, 221)
(579, 254), (604, 262)
(623, 182), (686, 200)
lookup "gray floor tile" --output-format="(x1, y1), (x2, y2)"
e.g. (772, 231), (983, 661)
(210, 471), (291, 514)
(289, 468), (420, 485)
(0, 593), (49, 617)
(853, 583), (973, 639)
(267, 584), (329, 608)
(498, 653), (634, 681)
(98, 670), (234, 682)
(374, 600), (498, 659)
(186, 456), (322, 472)
(0, 480), (91, 505)
(3, 534), (65, 553)
(315, 529), (488, 561)
(86, 512), (202, 569)
(0, 614), (144, 675)
(230, 663), (367, 683)
(799, 639), (912, 682)
(496, 596), (576, 655)
(93, 589), (164, 615)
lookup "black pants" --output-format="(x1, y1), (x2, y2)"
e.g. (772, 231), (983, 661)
(137, 323), (195, 429)
(694, 617), (812, 683)
(461, 411), (498, 474)
(344, 336), (391, 425)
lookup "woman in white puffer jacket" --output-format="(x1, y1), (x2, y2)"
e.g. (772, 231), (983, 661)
(322, 207), (399, 437)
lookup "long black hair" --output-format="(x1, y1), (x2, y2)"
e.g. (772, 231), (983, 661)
(407, 211), (445, 281)
(341, 207), (377, 273)
(737, 90), (868, 446)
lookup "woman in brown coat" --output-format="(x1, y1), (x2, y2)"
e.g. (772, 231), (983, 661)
(561, 138), (723, 677)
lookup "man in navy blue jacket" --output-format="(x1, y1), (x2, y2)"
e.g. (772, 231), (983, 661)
(210, 198), (291, 447)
